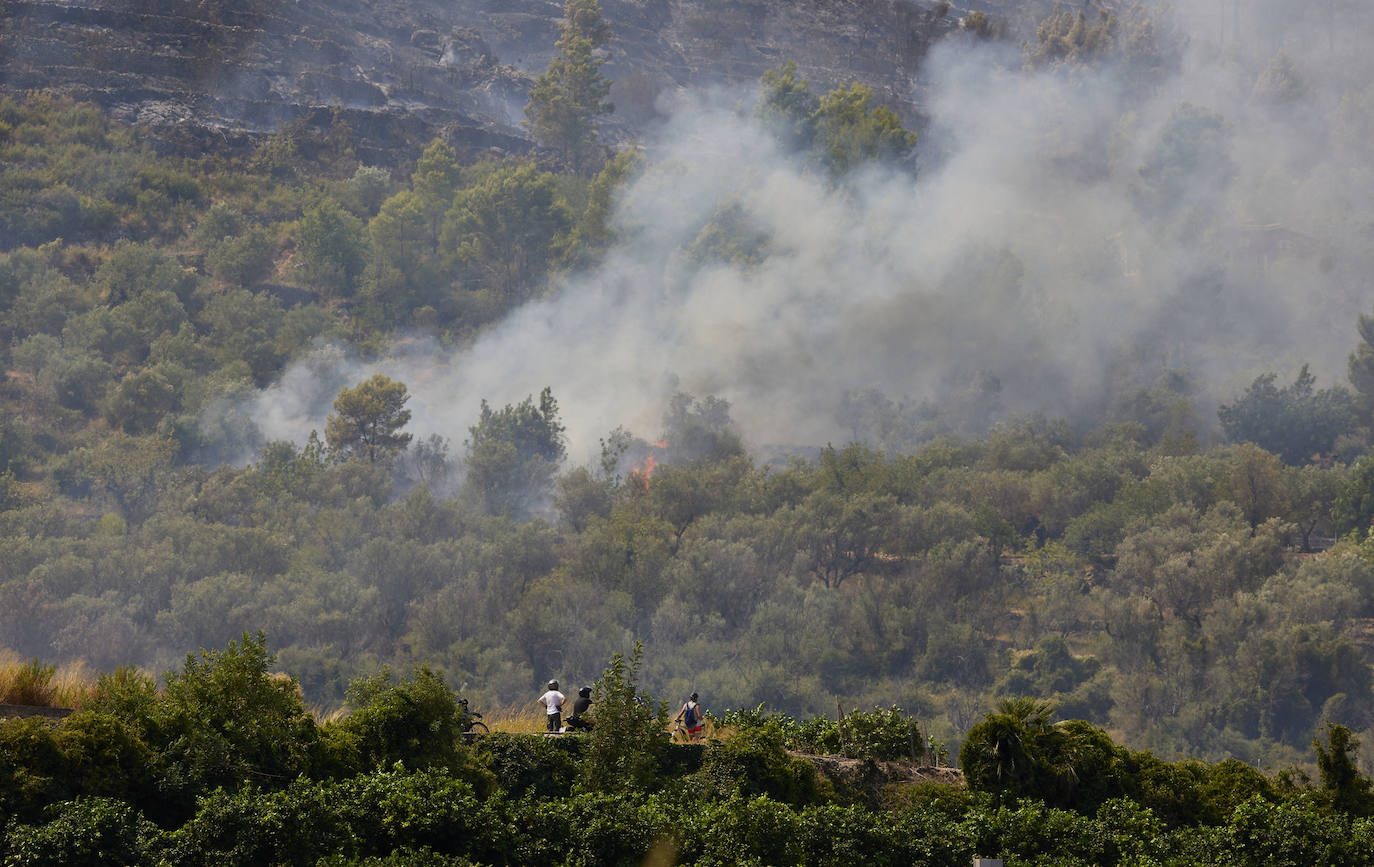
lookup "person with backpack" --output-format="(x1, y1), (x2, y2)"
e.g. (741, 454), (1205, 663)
(674, 692), (704, 741)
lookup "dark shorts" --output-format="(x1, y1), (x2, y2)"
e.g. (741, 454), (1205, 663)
(546, 712), (562, 732)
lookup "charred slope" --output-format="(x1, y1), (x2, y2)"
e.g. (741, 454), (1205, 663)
(0, 0), (956, 160)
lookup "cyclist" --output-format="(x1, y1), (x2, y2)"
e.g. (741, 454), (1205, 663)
(457, 698), (487, 734)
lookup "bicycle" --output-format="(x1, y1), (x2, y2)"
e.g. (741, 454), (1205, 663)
(458, 698), (489, 735)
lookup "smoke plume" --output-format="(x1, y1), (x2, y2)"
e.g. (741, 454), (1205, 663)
(242, 2), (1374, 468)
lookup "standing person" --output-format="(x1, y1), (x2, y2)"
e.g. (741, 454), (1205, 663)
(566, 685), (594, 731)
(674, 692), (704, 742)
(539, 679), (565, 732)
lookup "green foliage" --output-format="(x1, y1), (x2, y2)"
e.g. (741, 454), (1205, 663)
(835, 707), (925, 763)
(696, 719), (828, 806)
(7, 88), (1374, 853)
(1333, 453), (1374, 538)
(156, 631), (320, 806)
(94, 240), (196, 305)
(464, 386), (566, 517)
(523, 0), (614, 171)
(1315, 723), (1374, 816)
(1218, 365), (1356, 464)
(757, 62), (916, 174)
(581, 642), (669, 793)
(659, 391), (744, 464)
(0, 717), (67, 821)
(758, 61), (820, 151)
(813, 84), (917, 175)
(441, 161), (573, 299)
(476, 731), (580, 798)
(296, 198), (367, 295)
(997, 636), (1100, 699)
(2, 797), (159, 866)
(960, 698), (1132, 812)
(1026, 7), (1116, 68)
(326, 374), (413, 464)
(205, 224), (277, 287)
(1348, 302), (1374, 422)
(324, 666), (478, 777)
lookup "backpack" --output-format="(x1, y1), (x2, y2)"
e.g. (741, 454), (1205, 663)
(684, 702), (699, 727)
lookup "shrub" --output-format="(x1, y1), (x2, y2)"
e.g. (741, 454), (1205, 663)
(0, 717), (65, 820)
(155, 632), (320, 810)
(696, 719), (828, 807)
(476, 731), (579, 798)
(580, 642), (669, 793)
(205, 225), (277, 287)
(836, 707), (923, 762)
(324, 666), (487, 783)
(2, 797), (159, 866)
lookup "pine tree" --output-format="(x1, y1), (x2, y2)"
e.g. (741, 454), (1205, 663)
(524, 0), (613, 172)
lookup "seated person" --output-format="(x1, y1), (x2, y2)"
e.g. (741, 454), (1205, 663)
(565, 685), (594, 731)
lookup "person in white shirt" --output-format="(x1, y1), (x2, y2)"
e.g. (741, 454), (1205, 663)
(538, 679), (566, 732)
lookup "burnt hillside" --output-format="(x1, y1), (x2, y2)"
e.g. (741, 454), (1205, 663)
(0, 0), (960, 161)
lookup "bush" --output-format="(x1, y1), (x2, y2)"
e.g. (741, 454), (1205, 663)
(476, 731), (580, 798)
(2, 797), (159, 866)
(696, 719), (829, 807)
(205, 225), (277, 287)
(155, 632), (320, 810)
(580, 642), (669, 793)
(324, 666), (487, 784)
(0, 717), (66, 821)
(836, 707), (923, 762)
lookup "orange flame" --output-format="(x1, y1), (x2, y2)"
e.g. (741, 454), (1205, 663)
(630, 440), (668, 481)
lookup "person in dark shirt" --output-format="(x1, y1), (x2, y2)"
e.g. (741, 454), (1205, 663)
(565, 685), (594, 731)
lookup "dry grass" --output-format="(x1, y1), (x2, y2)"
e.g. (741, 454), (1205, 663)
(0, 649), (99, 709)
(480, 701), (549, 733)
(670, 717), (720, 744)
(50, 658), (97, 710)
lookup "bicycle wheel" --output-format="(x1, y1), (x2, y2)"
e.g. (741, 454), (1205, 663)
(467, 721), (489, 734)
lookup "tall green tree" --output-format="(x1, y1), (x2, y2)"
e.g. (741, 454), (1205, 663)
(523, 0), (614, 171)
(441, 162), (573, 299)
(1217, 365), (1356, 465)
(296, 198), (366, 296)
(325, 374), (413, 463)
(1348, 303), (1374, 424)
(813, 83), (917, 174)
(1316, 723), (1374, 816)
(757, 62), (916, 174)
(464, 387), (566, 517)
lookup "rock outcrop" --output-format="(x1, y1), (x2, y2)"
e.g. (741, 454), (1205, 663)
(0, 0), (969, 161)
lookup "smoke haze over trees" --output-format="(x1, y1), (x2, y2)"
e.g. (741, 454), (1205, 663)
(240, 1), (1374, 467)
(6, 0), (1374, 782)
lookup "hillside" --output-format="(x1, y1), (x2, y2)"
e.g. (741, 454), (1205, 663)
(0, 0), (960, 160)
(4, 0), (1374, 794)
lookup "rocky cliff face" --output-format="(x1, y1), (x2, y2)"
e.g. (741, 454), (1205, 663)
(0, 0), (971, 161)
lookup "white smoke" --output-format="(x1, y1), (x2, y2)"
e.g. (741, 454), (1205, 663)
(241, 2), (1374, 467)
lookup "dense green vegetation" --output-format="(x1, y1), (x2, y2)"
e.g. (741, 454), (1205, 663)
(6, 48), (1374, 769)
(5, 12), (1374, 864)
(4, 635), (1374, 865)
